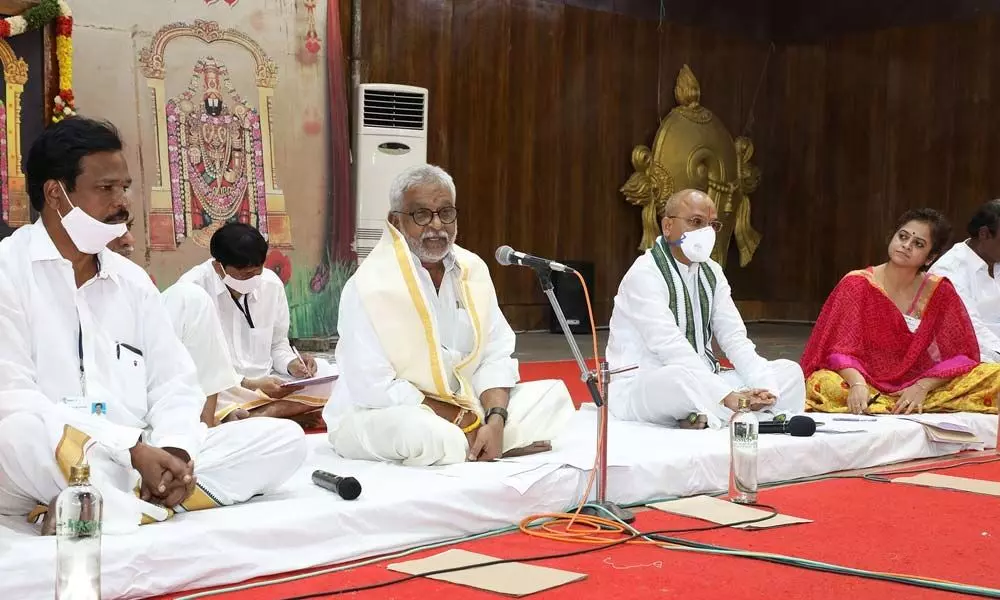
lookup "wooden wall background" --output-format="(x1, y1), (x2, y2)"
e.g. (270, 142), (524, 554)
(346, 0), (771, 328)
(730, 15), (1000, 320)
(343, 0), (1000, 329)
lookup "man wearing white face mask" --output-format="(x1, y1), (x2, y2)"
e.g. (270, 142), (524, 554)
(0, 117), (306, 534)
(606, 189), (805, 430)
(174, 222), (335, 424)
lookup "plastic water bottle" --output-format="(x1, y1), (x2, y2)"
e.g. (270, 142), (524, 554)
(729, 396), (759, 504)
(55, 463), (102, 600)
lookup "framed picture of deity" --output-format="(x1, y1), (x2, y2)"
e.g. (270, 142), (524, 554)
(139, 20), (293, 251)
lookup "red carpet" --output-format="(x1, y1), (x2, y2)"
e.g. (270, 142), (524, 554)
(519, 360), (597, 408)
(165, 458), (1000, 600)
(519, 359), (734, 408)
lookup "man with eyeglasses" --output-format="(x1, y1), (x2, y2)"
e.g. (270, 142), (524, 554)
(324, 164), (574, 466)
(606, 189), (805, 430)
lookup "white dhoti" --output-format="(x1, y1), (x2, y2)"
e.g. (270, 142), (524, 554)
(330, 379), (575, 466)
(162, 283), (241, 397)
(610, 359), (806, 429)
(0, 411), (307, 534)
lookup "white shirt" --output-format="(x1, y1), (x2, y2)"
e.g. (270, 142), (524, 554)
(606, 252), (777, 404)
(0, 223), (206, 461)
(929, 240), (1000, 363)
(324, 252), (519, 428)
(177, 259), (298, 379)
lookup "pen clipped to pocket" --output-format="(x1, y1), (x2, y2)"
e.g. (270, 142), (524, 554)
(116, 342), (144, 360)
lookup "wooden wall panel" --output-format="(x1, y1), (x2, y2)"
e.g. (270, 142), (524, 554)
(725, 43), (828, 318)
(348, 1), (1000, 328)
(772, 0), (1000, 42)
(355, 0), (672, 329)
(728, 15), (1000, 320)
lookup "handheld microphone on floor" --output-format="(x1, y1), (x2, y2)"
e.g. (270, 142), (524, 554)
(495, 245), (575, 273)
(758, 415), (816, 437)
(311, 470), (362, 500)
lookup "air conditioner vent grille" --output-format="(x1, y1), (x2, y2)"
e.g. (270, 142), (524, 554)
(363, 90), (425, 130)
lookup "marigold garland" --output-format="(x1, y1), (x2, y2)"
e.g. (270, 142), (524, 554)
(0, 0), (75, 123)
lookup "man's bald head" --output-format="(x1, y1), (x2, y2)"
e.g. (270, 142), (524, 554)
(659, 189), (714, 219)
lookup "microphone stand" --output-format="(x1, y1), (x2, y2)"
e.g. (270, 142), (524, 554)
(536, 268), (635, 524)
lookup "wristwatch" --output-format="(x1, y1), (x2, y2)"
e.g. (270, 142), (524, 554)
(484, 406), (508, 427)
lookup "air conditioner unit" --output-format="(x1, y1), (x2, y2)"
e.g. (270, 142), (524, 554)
(353, 83), (429, 262)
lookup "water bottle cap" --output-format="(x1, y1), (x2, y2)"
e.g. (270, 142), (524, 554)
(69, 463), (90, 482)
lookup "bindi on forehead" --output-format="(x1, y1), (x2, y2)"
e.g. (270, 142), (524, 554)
(407, 190), (453, 210)
(900, 229), (928, 244)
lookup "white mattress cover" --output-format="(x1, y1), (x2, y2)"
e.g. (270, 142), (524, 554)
(505, 407), (998, 505)
(0, 410), (994, 599)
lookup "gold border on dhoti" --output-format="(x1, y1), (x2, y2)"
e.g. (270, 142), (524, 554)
(214, 391), (329, 423)
(54, 424), (90, 483)
(26, 504), (47, 524)
(214, 395), (272, 422)
(179, 484), (222, 512)
(140, 509), (175, 525)
(132, 483), (176, 525)
(280, 393), (329, 406)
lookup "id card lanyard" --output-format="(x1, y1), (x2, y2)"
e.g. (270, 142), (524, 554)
(231, 294), (254, 328)
(78, 322), (87, 396)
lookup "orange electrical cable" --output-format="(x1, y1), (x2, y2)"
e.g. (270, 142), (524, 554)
(514, 270), (646, 548)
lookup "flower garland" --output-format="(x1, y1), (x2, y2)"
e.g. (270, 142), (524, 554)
(0, 0), (75, 123)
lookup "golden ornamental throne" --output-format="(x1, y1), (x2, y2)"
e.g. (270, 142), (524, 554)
(621, 65), (761, 268)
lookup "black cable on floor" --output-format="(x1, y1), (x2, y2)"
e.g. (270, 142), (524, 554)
(863, 455), (1000, 483)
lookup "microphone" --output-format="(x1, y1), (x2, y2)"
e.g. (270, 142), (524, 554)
(495, 245), (575, 273)
(758, 415), (816, 437)
(311, 470), (362, 500)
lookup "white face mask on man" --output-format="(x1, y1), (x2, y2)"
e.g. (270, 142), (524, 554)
(57, 183), (128, 255)
(677, 225), (717, 263)
(219, 268), (262, 295)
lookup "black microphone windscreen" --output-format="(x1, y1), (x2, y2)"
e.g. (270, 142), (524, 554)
(495, 245), (514, 266)
(787, 415), (816, 437)
(339, 477), (362, 500)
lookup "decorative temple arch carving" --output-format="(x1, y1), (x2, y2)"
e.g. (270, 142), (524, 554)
(621, 65), (761, 269)
(139, 20), (291, 250)
(0, 40), (29, 226)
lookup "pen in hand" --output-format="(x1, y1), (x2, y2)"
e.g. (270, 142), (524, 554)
(291, 345), (316, 378)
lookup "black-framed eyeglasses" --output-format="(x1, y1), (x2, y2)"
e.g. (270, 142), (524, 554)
(666, 215), (723, 232)
(393, 207), (458, 226)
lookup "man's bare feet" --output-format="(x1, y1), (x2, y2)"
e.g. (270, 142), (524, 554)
(249, 400), (317, 419)
(501, 441), (552, 458)
(679, 414), (708, 429)
(288, 410), (324, 429)
(40, 496), (58, 536)
(222, 408), (251, 422)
